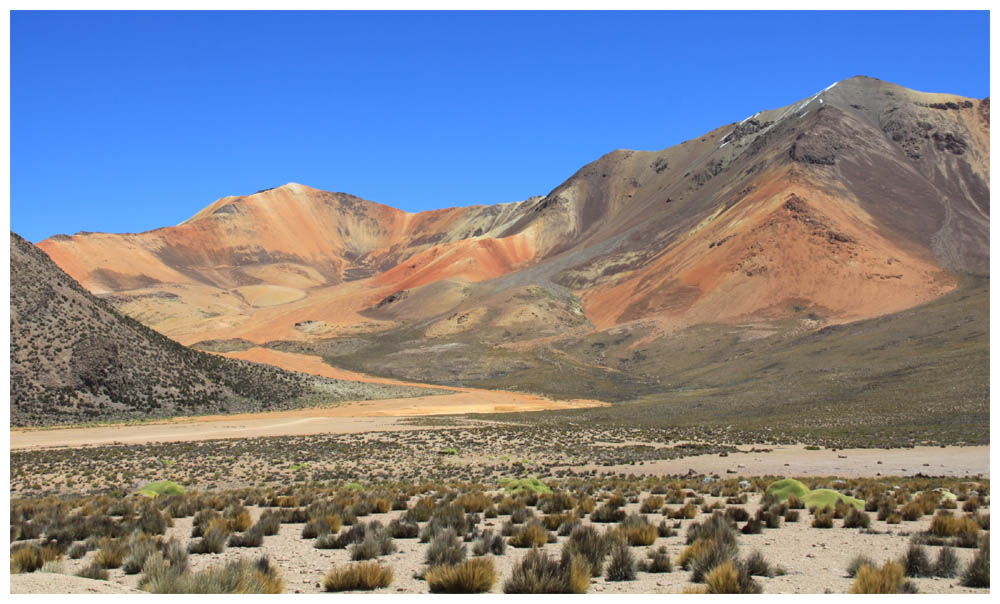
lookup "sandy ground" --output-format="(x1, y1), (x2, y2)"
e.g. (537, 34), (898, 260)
(11, 493), (988, 594)
(10, 348), (606, 451)
(568, 444), (991, 479)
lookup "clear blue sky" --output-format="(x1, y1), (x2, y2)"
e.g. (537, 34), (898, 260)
(11, 10), (990, 242)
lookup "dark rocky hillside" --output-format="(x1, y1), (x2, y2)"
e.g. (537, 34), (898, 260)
(9, 232), (432, 426)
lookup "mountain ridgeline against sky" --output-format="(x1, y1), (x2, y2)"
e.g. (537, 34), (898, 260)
(31, 76), (989, 430)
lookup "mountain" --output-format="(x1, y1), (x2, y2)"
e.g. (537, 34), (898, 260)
(9, 232), (435, 426)
(34, 76), (989, 422)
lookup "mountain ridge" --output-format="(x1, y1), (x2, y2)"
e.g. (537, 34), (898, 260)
(36, 75), (988, 363)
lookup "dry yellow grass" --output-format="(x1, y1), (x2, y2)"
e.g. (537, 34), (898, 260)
(425, 558), (497, 593)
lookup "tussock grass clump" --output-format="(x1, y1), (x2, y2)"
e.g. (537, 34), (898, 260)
(420, 504), (469, 541)
(388, 518), (420, 539)
(94, 538), (127, 569)
(123, 533), (164, 574)
(686, 512), (735, 545)
(849, 560), (905, 594)
(846, 554), (877, 577)
(930, 510), (981, 543)
(349, 526), (395, 561)
(743, 550), (773, 577)
(426, 557), (497, 593)
(591, 503), (626, 523)
(322, 561), (394, 592)
(188, 527), (228, 554)
(145, 556), (284, 593)
(10, 544), (61, 573)
(541, 511), (575, 531)
(902, 542), (933, 577)
(961, 540), (989, 588)
(900, 501), (924, 521)
(471, 530), (506, 556)
(508, 522), (550, 548)
(454, 491), (492, 513)
(811, 507), (834, 528)
(667, 502), (699, 520)
(725, 507), (749, 523)
(689, 536), (739, 583)
(934, 546), (959, 578)
(605, 539), (637, 581)
(228, 525), (265, 548)
(405, 498), (435, 523)
(77, 564), (110, 580)
(614, 513), (658, 546)
(637, 546), (673, 573)
(302, 515), (341, 539)
(538, 491), (576, 514)
(254, 510), (281, 536)
(702, 560), (761, 594)
(843, 508), (871, 529)
(561, 524), (612, 577)
(640, 496), (664, 514)
(425, 529), (466, 567)
(503, 549), (590, 594)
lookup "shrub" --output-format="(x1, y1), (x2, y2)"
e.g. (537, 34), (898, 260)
(426, 557), (497, 593)
(784, 509), (800, 522)
(10, 544), (61, 573)
(425, 529), (466, 567)
(902, 542), (933, 577)
(726, 507), (749, 523)
(846, 554), (877, 578)
(934, 546), (959, 578)
(561, 524), (611, 577)
(961, 540), (989, 588)
(605, 540), (637, 581)
(145, 556), (284, 593)
(741, 519), (762, 534)
(503, 549), (590, 594)
(849, 561), (905, 594)
(843, 508), (871, 529)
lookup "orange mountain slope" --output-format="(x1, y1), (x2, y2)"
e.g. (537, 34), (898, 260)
(39, 76), (988, 355)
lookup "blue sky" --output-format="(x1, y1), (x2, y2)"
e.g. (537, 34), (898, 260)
(10, 10), (990, 242)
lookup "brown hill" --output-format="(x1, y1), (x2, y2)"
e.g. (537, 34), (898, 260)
(35, 77), (989, 412)
(9, 232), (438, 426)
